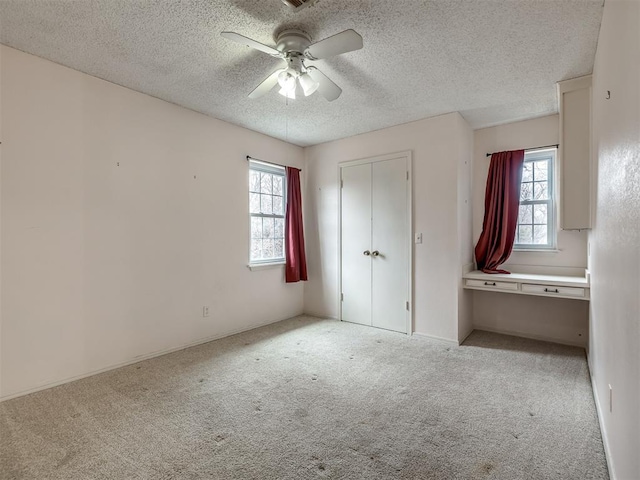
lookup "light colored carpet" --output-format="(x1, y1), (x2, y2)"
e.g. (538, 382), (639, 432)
(0, 316), (608, 479)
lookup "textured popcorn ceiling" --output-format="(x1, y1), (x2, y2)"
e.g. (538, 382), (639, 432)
(0, 0), (603, 147)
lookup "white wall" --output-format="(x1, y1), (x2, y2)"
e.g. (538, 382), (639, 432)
(456, 114), (474, 343)
(473, 115), (589, 271)
(472, 115), (589, 346)
(0, 46), (305, 400)
(589, 0), (640, 477)
(304, 113), (473, 342)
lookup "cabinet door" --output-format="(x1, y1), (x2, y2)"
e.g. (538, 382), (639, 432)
(371, 157), (409, 333)
(341, 163), (372, 326)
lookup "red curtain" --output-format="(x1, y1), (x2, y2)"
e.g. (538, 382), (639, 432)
(474, 150), (525, 274)
(284, 167), (308, 283)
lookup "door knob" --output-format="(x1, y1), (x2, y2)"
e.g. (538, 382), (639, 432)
(371, 250), (380, 257)
(363, 250), (371, 256)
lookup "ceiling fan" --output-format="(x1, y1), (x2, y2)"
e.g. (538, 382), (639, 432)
(221, 28), (363, 102)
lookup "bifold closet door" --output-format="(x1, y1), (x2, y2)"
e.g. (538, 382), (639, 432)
(371, 158), (408, 332)
(340, 156), (409, 333)
(340, 163), (372, 326)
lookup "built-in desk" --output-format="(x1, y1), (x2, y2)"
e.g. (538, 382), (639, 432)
(463, 270), (590, 301)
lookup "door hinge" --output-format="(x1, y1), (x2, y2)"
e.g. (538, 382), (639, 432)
(406, 171), (409, 180)
(406, 301), (410, 311)
(340, 179), (344, 188)
(341, 293), (344, 301)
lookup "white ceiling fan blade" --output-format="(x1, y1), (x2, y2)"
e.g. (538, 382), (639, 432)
(248, 69), (284, 99)
(304, 29), (363, 60)
(307, 68), (342, 101)
(221, 32), (281, 57)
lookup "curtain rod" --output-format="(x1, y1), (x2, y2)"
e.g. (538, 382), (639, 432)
(246, 155), (301, 171)
(485, 144), (559, 157)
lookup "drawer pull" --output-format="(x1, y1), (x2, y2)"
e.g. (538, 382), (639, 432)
(484, 282), (497, 286)
(544, 288), (559, 293)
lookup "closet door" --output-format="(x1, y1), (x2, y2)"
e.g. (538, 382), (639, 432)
(340, 163), (372, 326)
(371, 157), (409, 333)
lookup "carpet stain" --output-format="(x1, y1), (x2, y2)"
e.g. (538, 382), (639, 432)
(198, 379), (205, 383)
(481, 462), (495, 474)
(56, 451), (75, 469)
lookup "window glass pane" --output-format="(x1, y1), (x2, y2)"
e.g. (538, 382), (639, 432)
(262, 239), (274, 259)
(273, 195), (283, 215)
(274, 238), (284, 258)
(534, 181), (548, 200)
(533, 204), (548, 224)
(250, 171), (261, 193)
(518, 225), (533, 244)
(518, 205), (532, 224)
(251, 217), (262, 238)
(273, 176), (283, 196)
(249, 193), (260, 214)
(533, 225), (547, 244)
(261, 173), (273, 194)
(520, 182), (533, 201)
(534, 160), (548, 181)
(250, 239), (262, 260)
(275, 218), (284, 238)
(522, 162), (533, 182)
(260, 194), (272, 214)
(262, 217), (274, 239)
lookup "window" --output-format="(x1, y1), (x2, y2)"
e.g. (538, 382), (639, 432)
(249, 160), (286, 264)
(514, 148), (557, 249)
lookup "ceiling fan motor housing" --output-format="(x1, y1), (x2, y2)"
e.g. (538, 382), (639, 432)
(276, 30), (311, 54)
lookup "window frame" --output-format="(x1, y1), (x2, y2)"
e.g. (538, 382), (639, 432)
(513, 148), (557, 251)
(248, 160), (287, 265)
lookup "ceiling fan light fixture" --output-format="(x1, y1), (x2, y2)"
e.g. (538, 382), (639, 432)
(277, 68), (297, 92)
(299, 73), (319, 96)
(278, 87), (296, 99)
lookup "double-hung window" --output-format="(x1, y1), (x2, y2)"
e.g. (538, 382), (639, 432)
(249, 160), (286, 264)
(515, 148), (557, 249)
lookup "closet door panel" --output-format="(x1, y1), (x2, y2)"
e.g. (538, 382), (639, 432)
(371, 157), (408, 333)
(340, 163), (372, 326)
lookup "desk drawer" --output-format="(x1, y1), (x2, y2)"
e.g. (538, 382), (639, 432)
(521, 283), (585, 298)
(465, 279), (518, 291)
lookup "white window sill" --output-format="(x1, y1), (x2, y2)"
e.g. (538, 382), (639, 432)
(247, 262), (285, 271)
(512, 248), (560, 253)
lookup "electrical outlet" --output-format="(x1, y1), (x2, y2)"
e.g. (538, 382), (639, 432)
(202, 306), (210, 317)
(609, 384), (613, 412)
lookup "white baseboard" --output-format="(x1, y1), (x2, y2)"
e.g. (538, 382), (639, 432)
(0, 315), (294, 403)
(302, 310), (338, 320)
(412, 331), (459, 345)
(588, 360), (616, 480)
(472, 324), (587, 348)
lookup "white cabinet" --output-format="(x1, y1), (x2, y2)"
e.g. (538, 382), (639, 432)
(463, 270), (590, 301)
(557, 75), (592, 230)
(340, 152), (411, 334)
